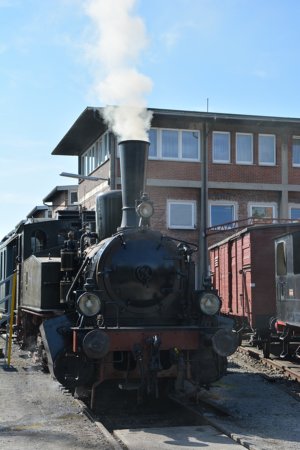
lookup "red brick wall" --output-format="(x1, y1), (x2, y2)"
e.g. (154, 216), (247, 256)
(209, 188), (280, 218)
(147, 160), (201, 181)
(207, 127), (282, 184)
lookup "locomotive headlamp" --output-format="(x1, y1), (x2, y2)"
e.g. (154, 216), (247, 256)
(136, 200), (154, 219)
(77, 292), (102, 317)
(199, 292), (221, 315)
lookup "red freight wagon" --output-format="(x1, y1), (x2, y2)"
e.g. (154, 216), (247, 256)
(209, 223), (300, 342)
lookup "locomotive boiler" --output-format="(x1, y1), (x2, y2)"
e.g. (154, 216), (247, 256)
(21, 140), (237, 403)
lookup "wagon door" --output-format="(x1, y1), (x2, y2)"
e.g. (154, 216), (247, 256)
(275, 237), (288, 315)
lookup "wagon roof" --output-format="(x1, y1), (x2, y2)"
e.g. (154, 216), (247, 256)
(208, 221), (300, 249)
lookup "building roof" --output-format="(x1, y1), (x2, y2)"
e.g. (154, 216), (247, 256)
(43, 185), (78, 203)
(52, 107), (106, 156)
(26, 205), (49, 218)
(51, 107), (300, 156)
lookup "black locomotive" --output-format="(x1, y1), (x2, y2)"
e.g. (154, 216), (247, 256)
(4, 140), (238, 404)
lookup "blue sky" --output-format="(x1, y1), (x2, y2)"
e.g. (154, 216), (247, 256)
(1, 0), (300, 238)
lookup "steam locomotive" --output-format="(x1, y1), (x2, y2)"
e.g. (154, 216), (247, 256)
(4, 140), (238, 404)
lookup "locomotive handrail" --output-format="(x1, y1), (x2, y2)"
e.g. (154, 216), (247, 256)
(0, 274), (13, 321)
(0, 273), (17, 366)
(162, 235), (199, 252)
(65, 257), (90, 306)
(206, 217), (300, 236)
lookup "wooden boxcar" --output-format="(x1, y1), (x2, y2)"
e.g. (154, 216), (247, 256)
(209, 223), (300, 341)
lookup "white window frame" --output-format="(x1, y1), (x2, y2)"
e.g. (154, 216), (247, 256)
(236, 132), (253, 165)
(167, 200), (196, 229)
(81, 131), (110, 175)
(258, 134), (276, 166)
(289, 204), (300, 220)
(149, 128), (200, 162)
(212, 131), (231, 163)
(208, 201), (237, 228)
(292, 136), (300, 167)
(248, 202), (277, 219)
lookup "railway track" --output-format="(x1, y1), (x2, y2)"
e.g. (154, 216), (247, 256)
(82, 385), (249, 450)
(2, 339), (300, 450)
(238, 343), (300, 382)
(76, 346), (300, 450)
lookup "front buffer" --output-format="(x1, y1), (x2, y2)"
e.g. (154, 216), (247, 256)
(40, 316), (238, 397)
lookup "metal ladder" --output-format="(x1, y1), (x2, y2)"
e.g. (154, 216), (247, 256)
(0, 273), (17, 366)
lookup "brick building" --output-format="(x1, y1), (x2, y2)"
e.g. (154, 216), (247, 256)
(24, 185), (79, 222)
(42, 185), (78, 218)
(26, 205), (51, 220)
(52, 107), (300, 279)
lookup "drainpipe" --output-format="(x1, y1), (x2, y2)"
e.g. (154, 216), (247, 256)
(199, 122), (210, 289)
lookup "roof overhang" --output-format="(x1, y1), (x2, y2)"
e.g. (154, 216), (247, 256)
(150, 107), (300, 127)
(26, 205), (49, 218)
(43, 185), (78, 203)
(52, 107), (106, 156)
(52, 106), (300, 157)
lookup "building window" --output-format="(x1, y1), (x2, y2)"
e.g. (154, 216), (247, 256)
(212, 132), (230, 163)
(209, 202), (236, 228)
(81, 131), (109, 175)
(289, 206), (300, 220)
(292, 136), (300, 167)
(31, 230), (47, 253)
(162, 130), (178, 158)
(249, 203), (277, 220)
(182, 131), (199, 159)
(236, 133), (253, 164)
(149, 128), (200, 161)
(149, 129), (158, 157)
(167, 200), (196, 229)
(258, 134), (276, 166)
(69, 191), (78, 205)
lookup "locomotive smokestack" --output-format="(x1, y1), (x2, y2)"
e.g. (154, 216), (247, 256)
(118, 140), (149, 229)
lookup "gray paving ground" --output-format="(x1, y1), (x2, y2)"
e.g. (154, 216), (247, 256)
(114, 425), (247, 449)
(1, 338), (299, 450)
(0, 346), (246, 450)
(206, 357), (300, 450)
(0, 343), (116, 450)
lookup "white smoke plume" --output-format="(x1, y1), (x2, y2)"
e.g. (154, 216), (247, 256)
(84, 0), (153, 141)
